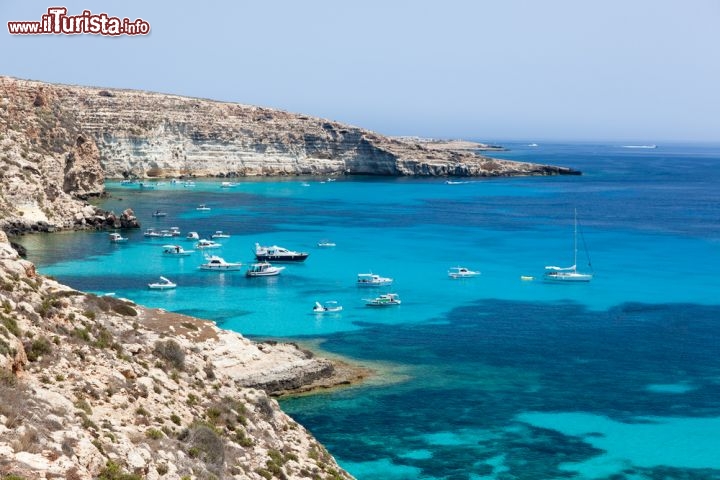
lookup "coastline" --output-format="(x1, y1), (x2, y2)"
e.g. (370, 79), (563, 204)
(0, 231), (358, 479)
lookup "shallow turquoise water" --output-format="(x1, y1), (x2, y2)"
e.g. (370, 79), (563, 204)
(17, 142), (720, 479)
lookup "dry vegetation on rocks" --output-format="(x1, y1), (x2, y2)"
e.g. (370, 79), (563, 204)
(0, 231), (358, 479)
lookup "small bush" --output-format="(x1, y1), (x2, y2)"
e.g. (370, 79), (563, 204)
(183, 424), (225, 470)
(97, 460), (143, 480)
(153, 339), (185, 370)
(26, 336), (52, 362)
(146, 428), (163, 440)
(1, 314), (21, 337)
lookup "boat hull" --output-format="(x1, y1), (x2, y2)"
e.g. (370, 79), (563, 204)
(543, 272), (593, 282)
(255, 253), (309, 262)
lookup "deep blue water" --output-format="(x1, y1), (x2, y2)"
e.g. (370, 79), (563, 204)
(16, 142), (720, 479)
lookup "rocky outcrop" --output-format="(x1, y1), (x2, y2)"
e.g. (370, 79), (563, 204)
(0, 231), (358, 479)
(0, 78), (128, 235)
(2, 76), (579, 182)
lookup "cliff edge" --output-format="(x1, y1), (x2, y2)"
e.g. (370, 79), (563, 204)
(0, 230), (360, 479)
(2, 76), (578, 181)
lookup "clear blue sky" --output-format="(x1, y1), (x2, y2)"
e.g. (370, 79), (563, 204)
(2, 1), (719, 143)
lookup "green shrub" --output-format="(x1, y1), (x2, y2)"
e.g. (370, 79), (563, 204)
(153, 339), (185, 370)
(26, 336), (52, 362)
(1, 314), (21, 337)
(97, 460), (143, 480)
(146, 428), (163, 440)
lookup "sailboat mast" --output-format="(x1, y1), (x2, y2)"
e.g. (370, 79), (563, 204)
(573, 208), (578, 273)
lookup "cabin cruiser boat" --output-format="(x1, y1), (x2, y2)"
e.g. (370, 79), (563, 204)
(211, 231), (231, 239)
(186, 231), (200, 241)
(220, 181), (237, 188)
(357, 273), (393, 287)
(196, 239), (222, 249)
(199, 255), (242, 271)
(366, 293), (401, 306)
(448, 267), (480, 279)
(246, 262), (285, 277)
(169, 227), (181, 236)
(109, 232), (128, 243)
(317, 240), (336, 247)
(162, 245), (193, 256)
(196, 204), (211, 211)
(147, 276), (176, 290)
(254, 243), (309, 262)
(313, 301), (343, 313)
(143, 228), (162, 238)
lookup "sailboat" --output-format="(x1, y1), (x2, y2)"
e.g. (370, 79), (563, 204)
(543, 209), (593, 283)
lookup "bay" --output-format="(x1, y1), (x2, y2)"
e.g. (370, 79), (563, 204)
(17, 142), (720, 479)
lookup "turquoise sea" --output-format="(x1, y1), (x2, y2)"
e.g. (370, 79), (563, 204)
(16, 142), (720, 479)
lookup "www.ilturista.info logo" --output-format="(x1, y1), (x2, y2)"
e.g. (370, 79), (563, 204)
(8, 7), (150, 36)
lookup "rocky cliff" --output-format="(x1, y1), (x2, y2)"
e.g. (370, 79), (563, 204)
(2, 76), (578, 180)
(0, 231), (360, 479)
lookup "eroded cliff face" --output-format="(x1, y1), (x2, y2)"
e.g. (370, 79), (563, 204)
(0, 78), (109, 233)
(0, 231), (356, 479)
(2, 76), (578, 184)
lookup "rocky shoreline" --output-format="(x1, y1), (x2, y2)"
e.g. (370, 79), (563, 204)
(1, 75), (580, 236)
(0, 231), (360, 479)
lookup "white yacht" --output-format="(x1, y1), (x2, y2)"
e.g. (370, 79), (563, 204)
(313, 301), (343, 313)
(448, 267), (480, 279)
(544, 209), (593, 283)
(357, 273), (393, 287)
(196, 239), (222, 249)
(211, 231), (231, 239)
(109, 232), (128, 243)
(199, 255), (242, 271)
(246, 262), (285, 277)
(148, 276), (176, 290)
(365, 293), (401, 306)
(162, 245), (193, 256)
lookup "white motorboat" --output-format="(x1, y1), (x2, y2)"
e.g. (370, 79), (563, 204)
(544, 209), (594, 283)
(365, 293), (401, 306)
(148, 276), (176, 290)
(151, 210), (167, 218)
(159, 229), (174, 238)
(143, 228), (162, 238)
(211, 231), (231, 239)
(169, 227), (181, 236)
(186, 231), (200, 241)
(246, 262), (285, 277)
(196, 239), (222, 249)
(448, 267), (481, 279)
(199, 255), (243, 271)
(254, 243), (309, 262)
(196, 204), (211, 211)
(220, 181), (237, 188)
(109, 232), (128, 243)
(357, 273), (393, 287)
(162, 245), (193, 256)
(317, 240), (336, 248)
(313, 301), (343, 313)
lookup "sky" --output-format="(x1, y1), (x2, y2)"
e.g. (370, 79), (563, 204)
(2, 0), (719, 143)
